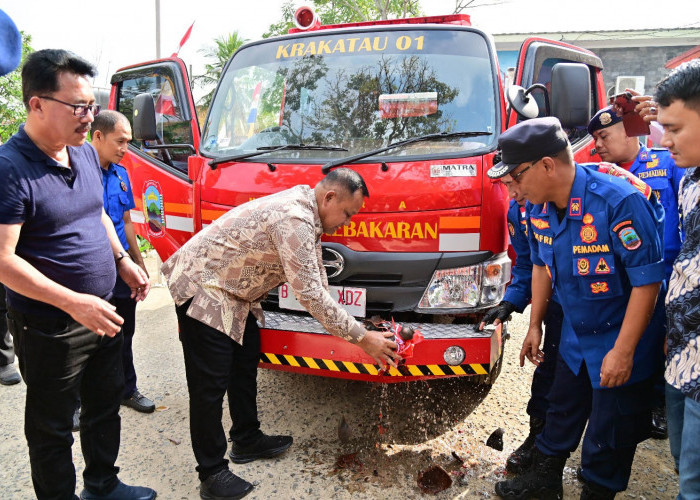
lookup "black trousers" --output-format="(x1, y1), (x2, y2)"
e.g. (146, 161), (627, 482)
(113, 295), (137, 398)
(0, 285), (14, 366)
(9, 308), (123, 500)
(176, 301), (262, 481)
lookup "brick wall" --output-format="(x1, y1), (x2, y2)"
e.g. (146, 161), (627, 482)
(594, 45), (695, 97)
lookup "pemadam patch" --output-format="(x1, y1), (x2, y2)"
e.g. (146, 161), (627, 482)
(577, 258), (590, 275)
(508, 222), (515, 237)
(616, 223), (642, 250)
(580, 224), (598, 244)
(590, 281), (609, 294)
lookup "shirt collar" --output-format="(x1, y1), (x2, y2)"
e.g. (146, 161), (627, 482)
(308, 185), (323, 241)
(13, 124), (75, 169)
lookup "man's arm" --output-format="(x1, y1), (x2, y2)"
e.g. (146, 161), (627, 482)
(101, 210), (149, 301)
(520, 264), (552, 367)
(122, 211), (148, 276)
(599, 282), (660, 387)
(270, 216), (398, 367)
(0, 223), (124, 336)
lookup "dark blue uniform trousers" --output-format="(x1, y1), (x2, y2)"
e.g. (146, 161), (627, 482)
(526, 300), (563, 419)
(536, 354), (653, 492)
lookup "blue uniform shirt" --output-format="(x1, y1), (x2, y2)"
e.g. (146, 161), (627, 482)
(528, 164), (665, 388)
(102, 163), (135, 251)
(504, 200), (532, 312)
(627, 146), (684, 280)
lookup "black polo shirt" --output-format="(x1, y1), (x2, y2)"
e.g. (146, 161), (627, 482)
(0, 125), (116, 317)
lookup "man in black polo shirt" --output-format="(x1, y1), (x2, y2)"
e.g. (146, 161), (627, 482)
(0, 49), (155, 500)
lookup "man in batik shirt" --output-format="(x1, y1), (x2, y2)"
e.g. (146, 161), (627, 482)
(655, 59), (700, 500)
(162, 167), (398, 500)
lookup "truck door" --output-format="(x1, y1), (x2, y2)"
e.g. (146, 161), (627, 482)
(109, 58), (200, 260)
(511, 38), (605, 162)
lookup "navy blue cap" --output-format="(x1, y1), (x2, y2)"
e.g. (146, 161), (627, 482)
(587, 106), (622, 135)
(488, 117), (569, 179)
(0, 9), (21, 77)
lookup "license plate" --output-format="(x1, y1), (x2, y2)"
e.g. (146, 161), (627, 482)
(278, 283), (367, 317)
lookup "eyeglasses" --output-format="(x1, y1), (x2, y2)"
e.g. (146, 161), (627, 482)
(510, 159), (540, 184)
(38, 95), (101, 117)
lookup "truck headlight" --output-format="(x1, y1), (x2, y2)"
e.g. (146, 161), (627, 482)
(443, 345), (466, 365)
(418, 253), (511, 311)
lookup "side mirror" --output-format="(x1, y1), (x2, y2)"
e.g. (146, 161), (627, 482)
(551, 63), (591, 128)
(132, 93), (158, 141)
(506, 85), (539, 120)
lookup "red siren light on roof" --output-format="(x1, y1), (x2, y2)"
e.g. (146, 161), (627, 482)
(294, 6), (320, 30)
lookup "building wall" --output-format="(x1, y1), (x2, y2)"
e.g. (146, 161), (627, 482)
(594, 45), (694, 97)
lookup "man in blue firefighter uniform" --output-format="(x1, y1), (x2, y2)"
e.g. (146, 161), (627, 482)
(490, 117), (665, 500)
(480, 180), (563, 475)
(588, 105), (684, 439)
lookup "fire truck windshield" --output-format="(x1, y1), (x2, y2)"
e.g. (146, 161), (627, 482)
(201, 28), (498, 162)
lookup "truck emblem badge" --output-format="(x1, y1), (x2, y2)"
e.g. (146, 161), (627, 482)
(143, 180), (165, 238)
(323, 248), (345, 278)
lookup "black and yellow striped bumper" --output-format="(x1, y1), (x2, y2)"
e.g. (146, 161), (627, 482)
(259, 352), (490, 377)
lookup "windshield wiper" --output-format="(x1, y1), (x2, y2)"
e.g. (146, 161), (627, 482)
(209, 144), (348, 169)
(321, 131), (492, 173)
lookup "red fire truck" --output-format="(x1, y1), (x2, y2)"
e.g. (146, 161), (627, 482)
(108, 8), (605, 383)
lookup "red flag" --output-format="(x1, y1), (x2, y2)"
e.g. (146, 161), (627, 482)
(172, 22), (194, 57)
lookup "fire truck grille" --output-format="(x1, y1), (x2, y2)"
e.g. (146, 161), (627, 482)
(261, 311), (493, 339)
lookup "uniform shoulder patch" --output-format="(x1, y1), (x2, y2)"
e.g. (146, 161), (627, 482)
(597, 163), (652, 200)
(616, 222), (642, 250)
(508, 222), (515, 236)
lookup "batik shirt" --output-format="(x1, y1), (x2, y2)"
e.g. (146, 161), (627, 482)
(665, 167), (700, 402)
(162, 185), (365, 345)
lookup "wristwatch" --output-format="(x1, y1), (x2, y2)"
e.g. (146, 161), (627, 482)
(115, 251), (130, 262)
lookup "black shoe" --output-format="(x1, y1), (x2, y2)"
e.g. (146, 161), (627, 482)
(121, 390), (156, 413)
(580, 481), (616, 499)
(229, 434), (293, 464)
(72, 407), (81, 432)
(495, 448), (566, 499)
(0, 364), (21, 385)
(80, 480), (156, 499)
(506, 417), (545, 474)
(650, 406), (668, 439)
(200, 469), (253, 500)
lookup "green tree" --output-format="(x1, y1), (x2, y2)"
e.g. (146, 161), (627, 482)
(0, 32), (33, 142)
(264, 0), (422, 38)
(194, 31), (248, 109)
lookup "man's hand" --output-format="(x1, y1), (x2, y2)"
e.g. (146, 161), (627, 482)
(520, 325), (544, 367)
(627, 89), (658, 123)
(358, 329), (399, 368)
(600, 347), (634, 387)
(479, 301), (516, 330)
(118, 258), (150, 301)
(65, 293), (124, 337)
